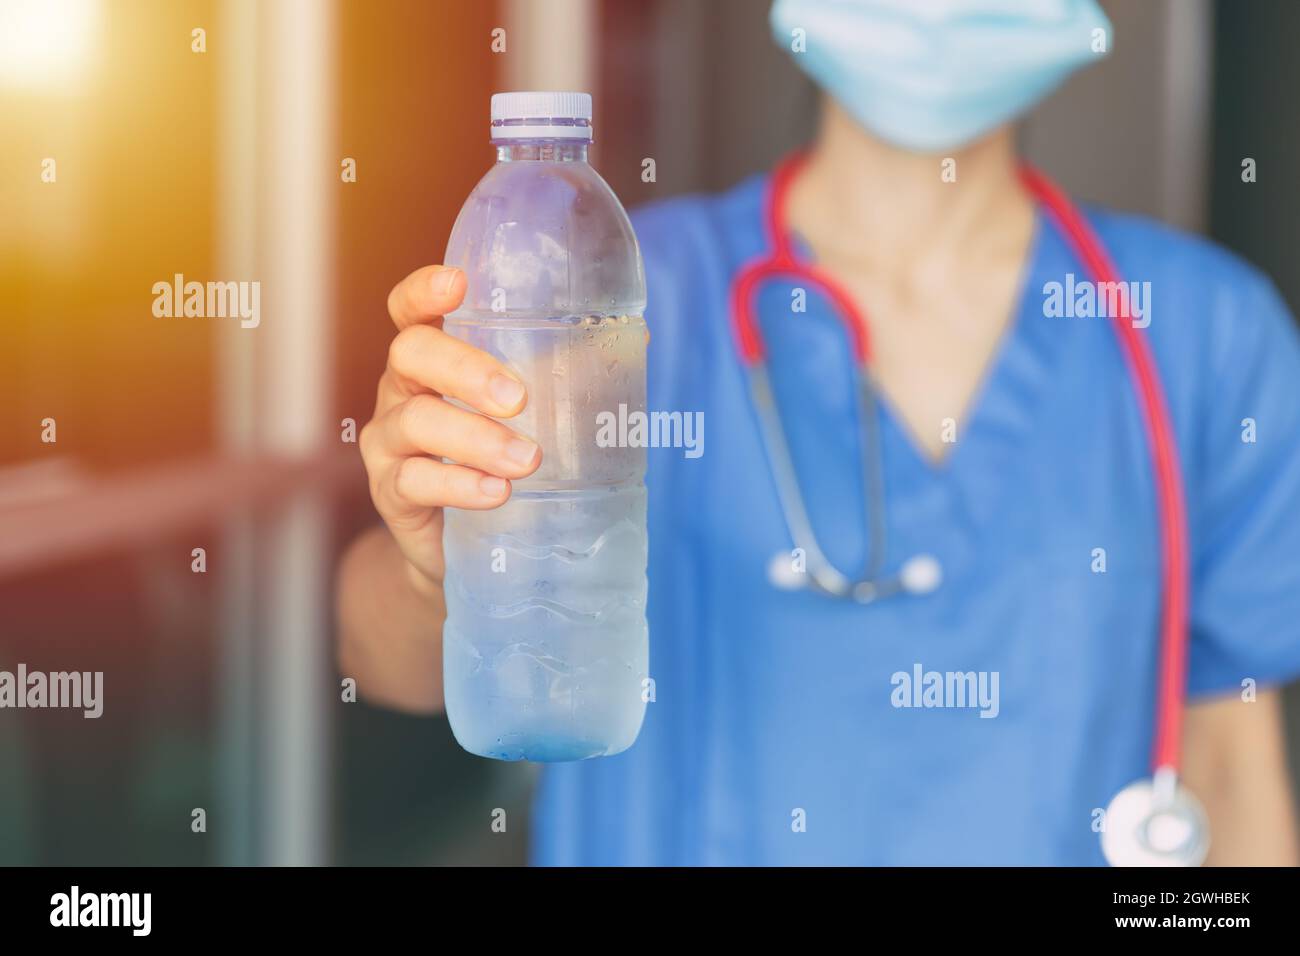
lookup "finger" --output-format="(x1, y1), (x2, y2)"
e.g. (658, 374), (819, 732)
(371, 367), (407, 420)
(379, 394), (541, 479)
(388, 324), (528, 418)
(388, 457), (513, 512)
(397, 507), (446, 587)
(387, 265), (467, 330)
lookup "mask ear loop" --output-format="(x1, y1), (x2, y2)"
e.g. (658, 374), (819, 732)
(1019, 164), (1191, 780)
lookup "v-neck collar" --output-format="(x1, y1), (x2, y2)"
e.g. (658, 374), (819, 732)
(903, 205), (1079, 529)
(784, 202), (1060, 481)
(778, 195), (1080, 535)
(898, 205), (1050, 478)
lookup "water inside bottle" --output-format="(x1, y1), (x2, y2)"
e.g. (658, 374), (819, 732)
(441, 313), (648, 761)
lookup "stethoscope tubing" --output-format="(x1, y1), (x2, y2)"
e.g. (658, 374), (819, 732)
(1020, 165), (1190, 776)
(731, 152), (1190, 781)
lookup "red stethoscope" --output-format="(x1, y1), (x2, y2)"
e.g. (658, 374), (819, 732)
(730, 153), (1208, 867)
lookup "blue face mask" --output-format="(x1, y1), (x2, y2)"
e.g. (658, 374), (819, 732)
(770, 0), (1112, 152)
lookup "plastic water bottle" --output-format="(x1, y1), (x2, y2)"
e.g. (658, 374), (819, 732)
(441, 92), (648, 761)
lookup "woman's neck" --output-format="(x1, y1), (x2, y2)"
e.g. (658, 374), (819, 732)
(788, 98), (1032, 280)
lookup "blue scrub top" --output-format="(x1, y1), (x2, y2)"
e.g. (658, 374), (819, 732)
(530, 171), (1300, 866)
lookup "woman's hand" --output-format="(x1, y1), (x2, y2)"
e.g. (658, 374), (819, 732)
(361, 264), (541, 595)
(336, 264), (541, 713)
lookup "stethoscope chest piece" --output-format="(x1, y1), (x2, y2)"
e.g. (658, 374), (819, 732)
(1101, 774), (1209, 867)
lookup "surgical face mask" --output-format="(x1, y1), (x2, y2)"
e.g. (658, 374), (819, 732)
(769, 0), (1112, 152)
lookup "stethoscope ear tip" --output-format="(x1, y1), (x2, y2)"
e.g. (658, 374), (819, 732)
(767, 550), (943, 599)
(899, 554), (942, 595)
(766, 551), (807, 591)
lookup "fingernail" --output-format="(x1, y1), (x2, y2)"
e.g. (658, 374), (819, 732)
(479, 475), (507, 498)
(504, 437), (539, 468)
(434, 268), (459, 296)
(490, 373), (525, 410)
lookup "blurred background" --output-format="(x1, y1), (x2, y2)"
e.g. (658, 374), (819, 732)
(1, 0), (1297, 865)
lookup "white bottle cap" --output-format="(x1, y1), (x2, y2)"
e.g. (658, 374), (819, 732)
(490, 91), (593, 141)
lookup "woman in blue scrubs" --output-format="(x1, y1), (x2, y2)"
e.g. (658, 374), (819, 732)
(338, 0), (1300, 865)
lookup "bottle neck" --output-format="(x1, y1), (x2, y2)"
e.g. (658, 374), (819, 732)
(494, 140), (589, 163)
